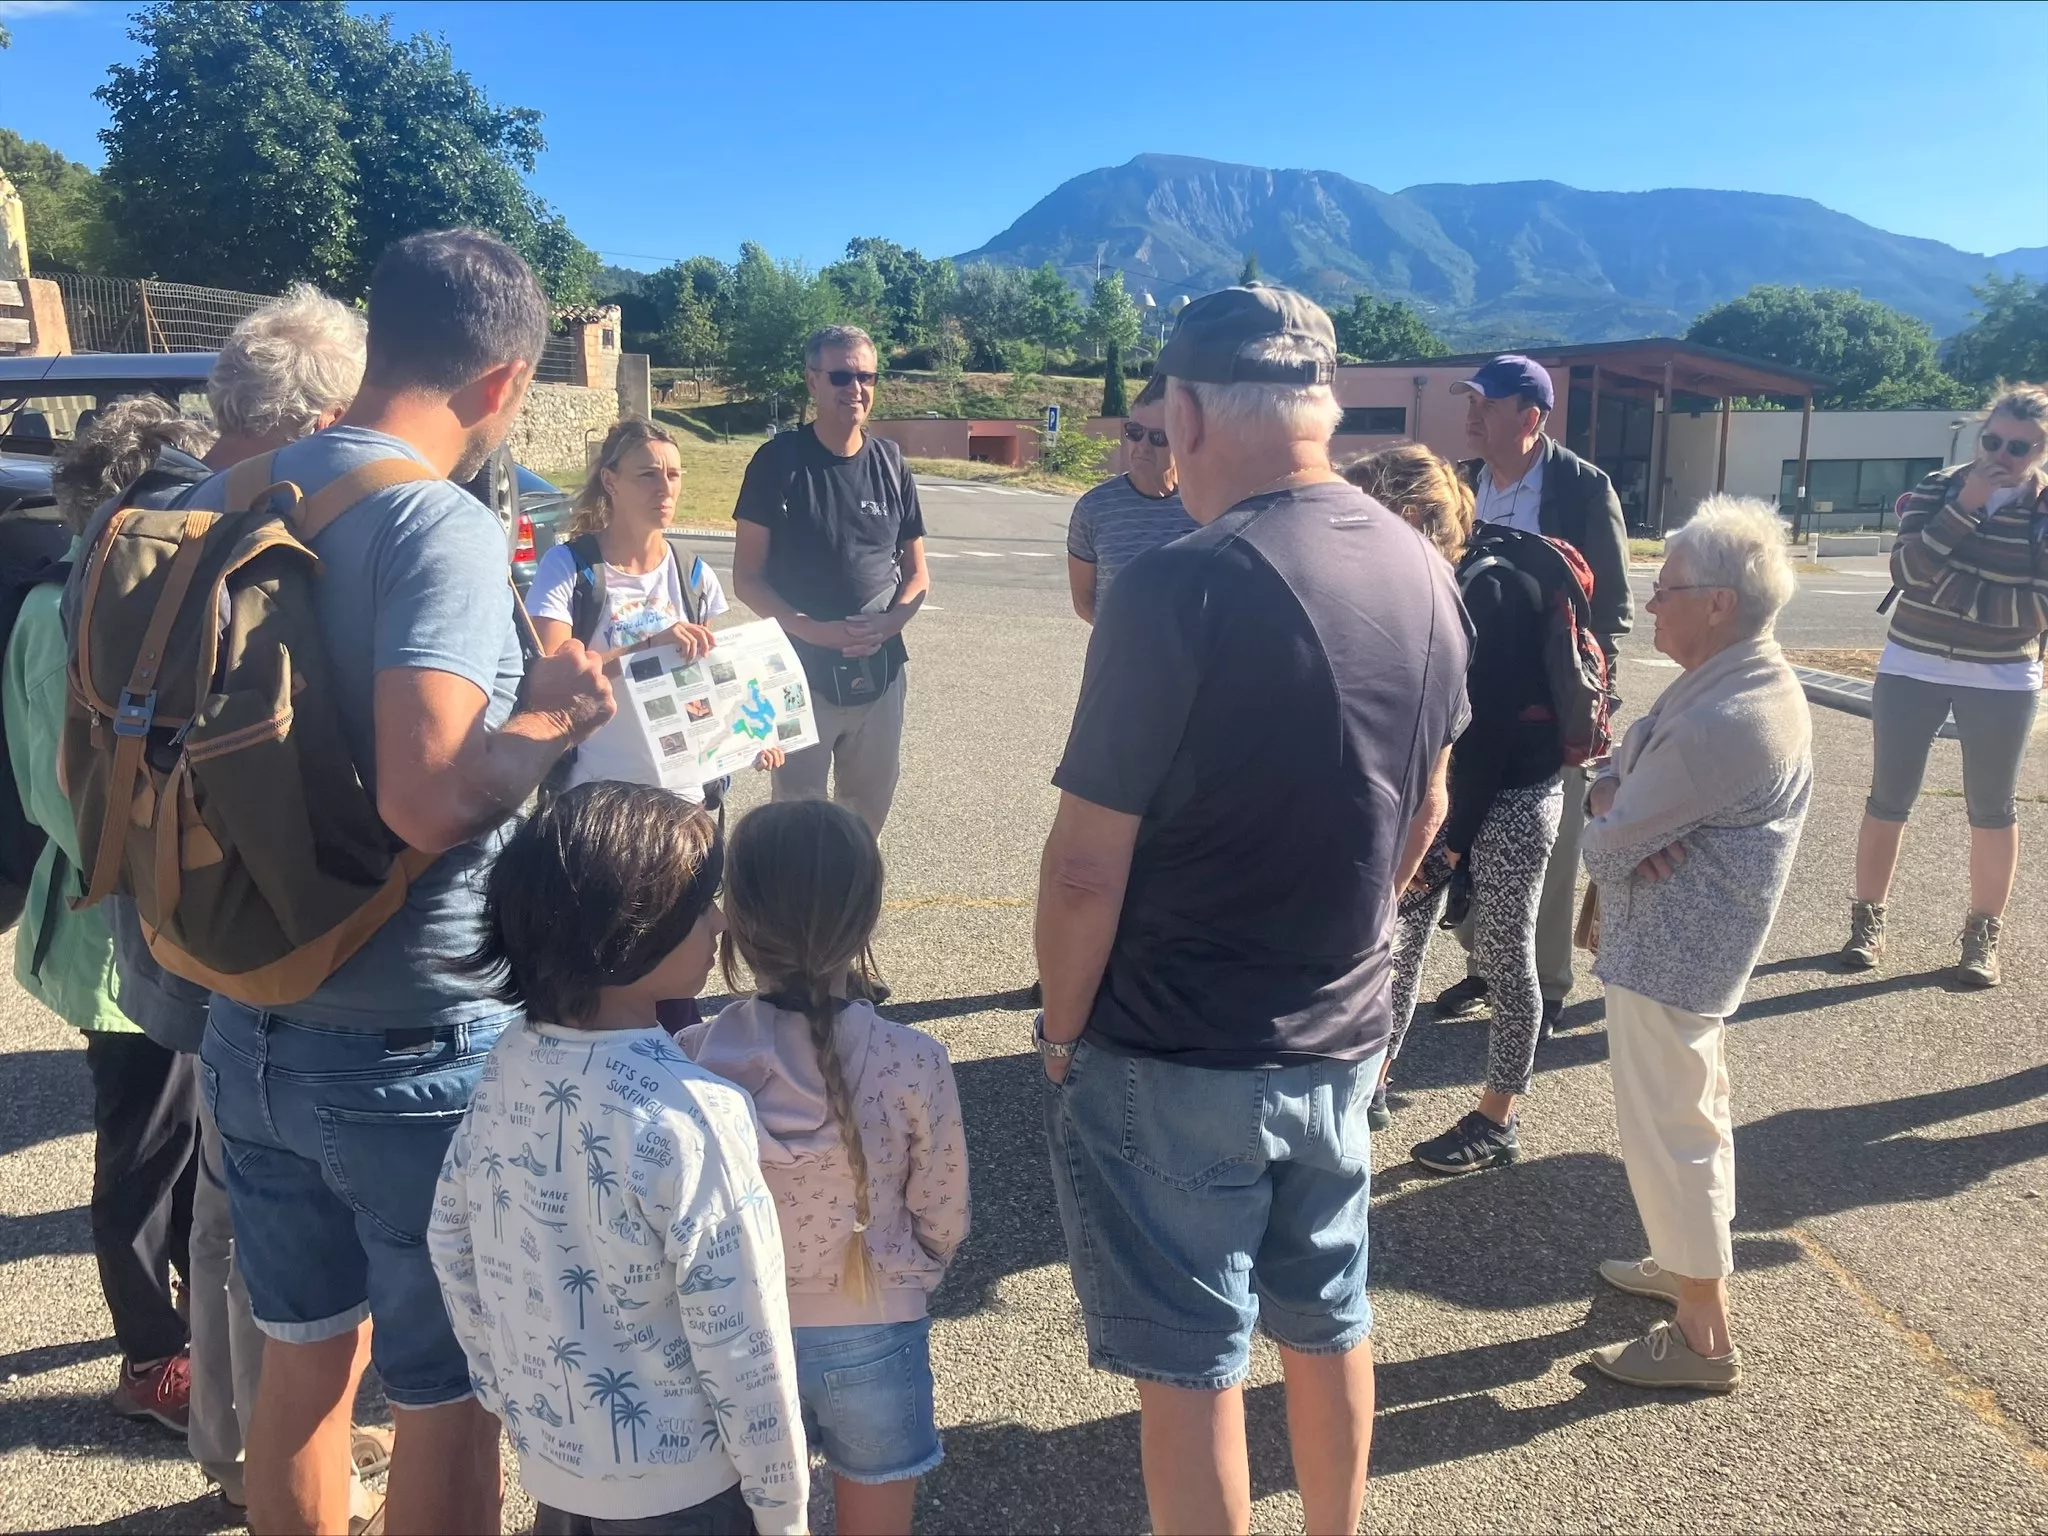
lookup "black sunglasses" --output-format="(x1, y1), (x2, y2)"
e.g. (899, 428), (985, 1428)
(1982, 429), (2043, 459)
(823, 369), (878, 388)
(1122, 423), (1168, 447)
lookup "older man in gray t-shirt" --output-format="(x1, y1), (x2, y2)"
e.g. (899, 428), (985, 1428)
(1064, 376), (1194, 622)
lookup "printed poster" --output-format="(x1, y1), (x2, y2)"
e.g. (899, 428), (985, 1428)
(611, 618), (819, 792)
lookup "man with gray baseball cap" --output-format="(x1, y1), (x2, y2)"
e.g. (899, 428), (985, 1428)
(1034, 285), (1470, 1530)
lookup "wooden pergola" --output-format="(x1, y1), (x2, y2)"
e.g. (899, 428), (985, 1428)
(1498, 338), (1832, 534)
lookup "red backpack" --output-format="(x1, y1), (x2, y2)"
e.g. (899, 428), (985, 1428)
(1457, 526), (1613, 766)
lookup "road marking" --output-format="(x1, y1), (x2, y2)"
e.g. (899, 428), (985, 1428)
(1790, 1224), (2048, 1477)
(1011, 551), (1057, 558)
(926, 551), (961, 558)
(1636, 658), (1681, 669)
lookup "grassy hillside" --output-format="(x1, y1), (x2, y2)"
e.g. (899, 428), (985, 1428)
(652, 369), (1117, 423)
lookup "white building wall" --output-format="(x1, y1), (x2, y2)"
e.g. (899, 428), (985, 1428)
(1664, 407), (1983, 524)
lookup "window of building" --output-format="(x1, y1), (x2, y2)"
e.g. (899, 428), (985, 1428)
(1779, 458), (1944, 522)
(1337, 406), (1407, 436)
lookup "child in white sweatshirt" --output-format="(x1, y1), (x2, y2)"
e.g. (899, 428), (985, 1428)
(429, 783), (807, 1536)
(682, 800), (968, 1536)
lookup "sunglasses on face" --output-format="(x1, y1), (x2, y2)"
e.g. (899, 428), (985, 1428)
(1982, 429), (2043, 460)
(823, 369), (878, 388)
(1122, 423), (1168, 447)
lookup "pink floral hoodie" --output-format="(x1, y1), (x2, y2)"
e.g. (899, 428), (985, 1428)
(679, 998), (970, 1327)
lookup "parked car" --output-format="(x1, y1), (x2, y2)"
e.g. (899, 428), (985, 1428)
(0, 352), (571, 588)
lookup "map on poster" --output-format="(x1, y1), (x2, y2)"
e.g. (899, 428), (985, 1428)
(613, 618), (819, 792)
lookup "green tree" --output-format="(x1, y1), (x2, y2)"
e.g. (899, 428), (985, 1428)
(1101, 342), (1129, 416)
(845, 235), (949, 349)
(1686, 284), (1974, 410)
(822, 252), (890, 345)
(0, 130), (118, 273)
(1945, 275), (2048, 393)
(1334, 294), (1446, 362)
(1024, 261), (1083, 363)
(1240, 250), (1261, 285)
(721, 242), (837, 405)
(95, 1), (596, 299)
(661, 289), (722, 391)
(1087, 270), (1142, 356)
(953, 262), (1031, 370)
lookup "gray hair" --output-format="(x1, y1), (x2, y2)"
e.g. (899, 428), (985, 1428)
(52, 395), (215, 534)
(804, 324), (875, 369)
(1170, 336), (1343, 442)
(209, 283), (367, 439)
(1666, 494), (1798, 637)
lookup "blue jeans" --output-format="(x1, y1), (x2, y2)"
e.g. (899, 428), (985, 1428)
(792, 1316), (942, 1483)
(1045, 1042), (1384, 1390)
(200, 996), (512, 1407)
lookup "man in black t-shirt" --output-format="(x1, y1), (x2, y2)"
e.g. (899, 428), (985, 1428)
(1034, 286), (1468, 1531)
(732, 324), (929, 834)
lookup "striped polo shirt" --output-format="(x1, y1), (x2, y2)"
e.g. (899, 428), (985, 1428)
(1066, 474), (1197, 612)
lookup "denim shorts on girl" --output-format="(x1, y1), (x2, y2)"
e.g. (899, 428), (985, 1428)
(791, 1315), (943, 1484)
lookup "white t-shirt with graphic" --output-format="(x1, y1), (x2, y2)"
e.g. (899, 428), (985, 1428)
(530, 543), (731, 792)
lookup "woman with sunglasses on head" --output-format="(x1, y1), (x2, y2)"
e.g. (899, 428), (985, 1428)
(1841, 384), (2048, 987)
(1065, 374), (1194, 623)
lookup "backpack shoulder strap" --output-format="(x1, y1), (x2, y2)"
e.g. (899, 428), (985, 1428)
(219, 450), (280, 516)
(293, 459), (439, 541)
(568, 533), (607, 644)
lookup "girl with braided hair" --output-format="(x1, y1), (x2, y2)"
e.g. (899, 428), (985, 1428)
(682, 799), (968, 1536)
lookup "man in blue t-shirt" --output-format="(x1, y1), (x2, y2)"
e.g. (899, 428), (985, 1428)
(1034, 286), (1468, 1532)
(188, 231), (614, 1534)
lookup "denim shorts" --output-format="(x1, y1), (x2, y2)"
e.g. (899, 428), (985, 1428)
(200, 995), (512, 1408)
(1044, 1041), (1385, 1391)
(792, 1315), (942, 1484)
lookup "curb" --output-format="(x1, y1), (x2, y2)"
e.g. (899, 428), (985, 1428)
(670, 526), (735, 541)
(1794, 667), (1958, 739)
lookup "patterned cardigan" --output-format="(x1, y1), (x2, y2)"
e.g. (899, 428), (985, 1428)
(1887, 466), (2048, 664)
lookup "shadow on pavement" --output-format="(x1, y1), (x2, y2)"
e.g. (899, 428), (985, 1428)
(1384, 997), (1609, 1097)
(0, 1385), (189, 1458)
(886, 989), (1037, 1028)
(1731, 965), (1960, 1022)
(0, 1046), (91, 1159)
(1739, 1064), (2048, 1228)
(0, 1203), (91, 1263)
(932, 1052), (1065, 1319)
(0, 1333), (115, 1381)
(52, 1493), (240, 1535)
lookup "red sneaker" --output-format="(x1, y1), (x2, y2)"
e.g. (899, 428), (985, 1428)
(110, 1352), (191, 1432)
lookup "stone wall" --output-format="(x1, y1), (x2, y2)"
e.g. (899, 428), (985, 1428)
(508, 382), (616, 475)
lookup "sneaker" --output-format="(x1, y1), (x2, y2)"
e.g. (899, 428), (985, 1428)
(1958, 912), (2003, 989)
(110, 1352), (191, 1432)
(351, 1423), (394, 1481)
(1367, 1082), (1391, 1133)
(1589, 1320), (1742, 1393)
(1434, 976), (1491, 1020)
(1838, 899), (1887, 971)
(1411, 1109), (1519, 1175)
(1598, 1257), (1683, 1305)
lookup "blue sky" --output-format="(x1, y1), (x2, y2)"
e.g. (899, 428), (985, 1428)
(3, 0), (2044, 272)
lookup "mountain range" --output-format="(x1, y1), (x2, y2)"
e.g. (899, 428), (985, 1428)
(957, 155), (2044, 347)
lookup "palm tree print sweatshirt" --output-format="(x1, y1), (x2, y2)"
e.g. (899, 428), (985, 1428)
(430, 1022), (808, 1532)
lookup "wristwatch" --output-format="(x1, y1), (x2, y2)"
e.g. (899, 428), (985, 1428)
(1033, 1012), (1077, 1063)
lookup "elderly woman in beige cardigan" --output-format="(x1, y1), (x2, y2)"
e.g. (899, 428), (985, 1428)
(1581, 496), (1811, 1393)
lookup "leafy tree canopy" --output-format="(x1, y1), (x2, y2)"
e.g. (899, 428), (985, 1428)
(1686, 284), (1975, 410)
(0, 129), (118, 273)
(1944, 275), (2048, 394)
(1087, 270), (1142, 354)
(1334, 293), (1447, 362)
(95, 0), (597, 300)
(720, 242), (838, 405)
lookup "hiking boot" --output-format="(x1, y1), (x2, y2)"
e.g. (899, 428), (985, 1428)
(1367, 1081), (1391, 1133)
(1434, 976), (1491, 1020)
(110, 1352), (191, 1432)
(1598, 1257), (1683, 1305)
(1589, 1321), (1742, 1393)
(1958, 912), (2003, 989)
(1837, 899), (1887, 971)
(1411, 1110), (1519, 1175)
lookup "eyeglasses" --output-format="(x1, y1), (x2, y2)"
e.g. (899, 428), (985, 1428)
(823, 369), (878, 388)
(1121, 423), (1169, 447)
(1649, 582), (1727, 601)
(1982, 429), (2043, 459)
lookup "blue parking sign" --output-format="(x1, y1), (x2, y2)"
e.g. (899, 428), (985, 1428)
(1044, 404), (1060, 437)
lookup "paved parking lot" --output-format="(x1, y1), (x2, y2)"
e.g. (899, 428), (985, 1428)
(1, 483), (2044, 1532)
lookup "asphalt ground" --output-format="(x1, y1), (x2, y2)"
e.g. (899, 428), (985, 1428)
(1, 482), (2044, 1533)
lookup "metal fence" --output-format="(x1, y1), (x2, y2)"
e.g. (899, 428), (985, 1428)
(50, 274), (271, 354)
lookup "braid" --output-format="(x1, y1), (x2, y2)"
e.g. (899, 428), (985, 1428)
(802, 973), (881, 1304)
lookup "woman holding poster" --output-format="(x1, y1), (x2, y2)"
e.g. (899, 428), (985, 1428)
(529, 419), (782, 800)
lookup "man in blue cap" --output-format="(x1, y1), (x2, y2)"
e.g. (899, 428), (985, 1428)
(1433, 353), (1629, 1036)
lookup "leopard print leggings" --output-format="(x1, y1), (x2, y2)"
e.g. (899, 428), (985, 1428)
(1387, 775), (1564, 1097)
